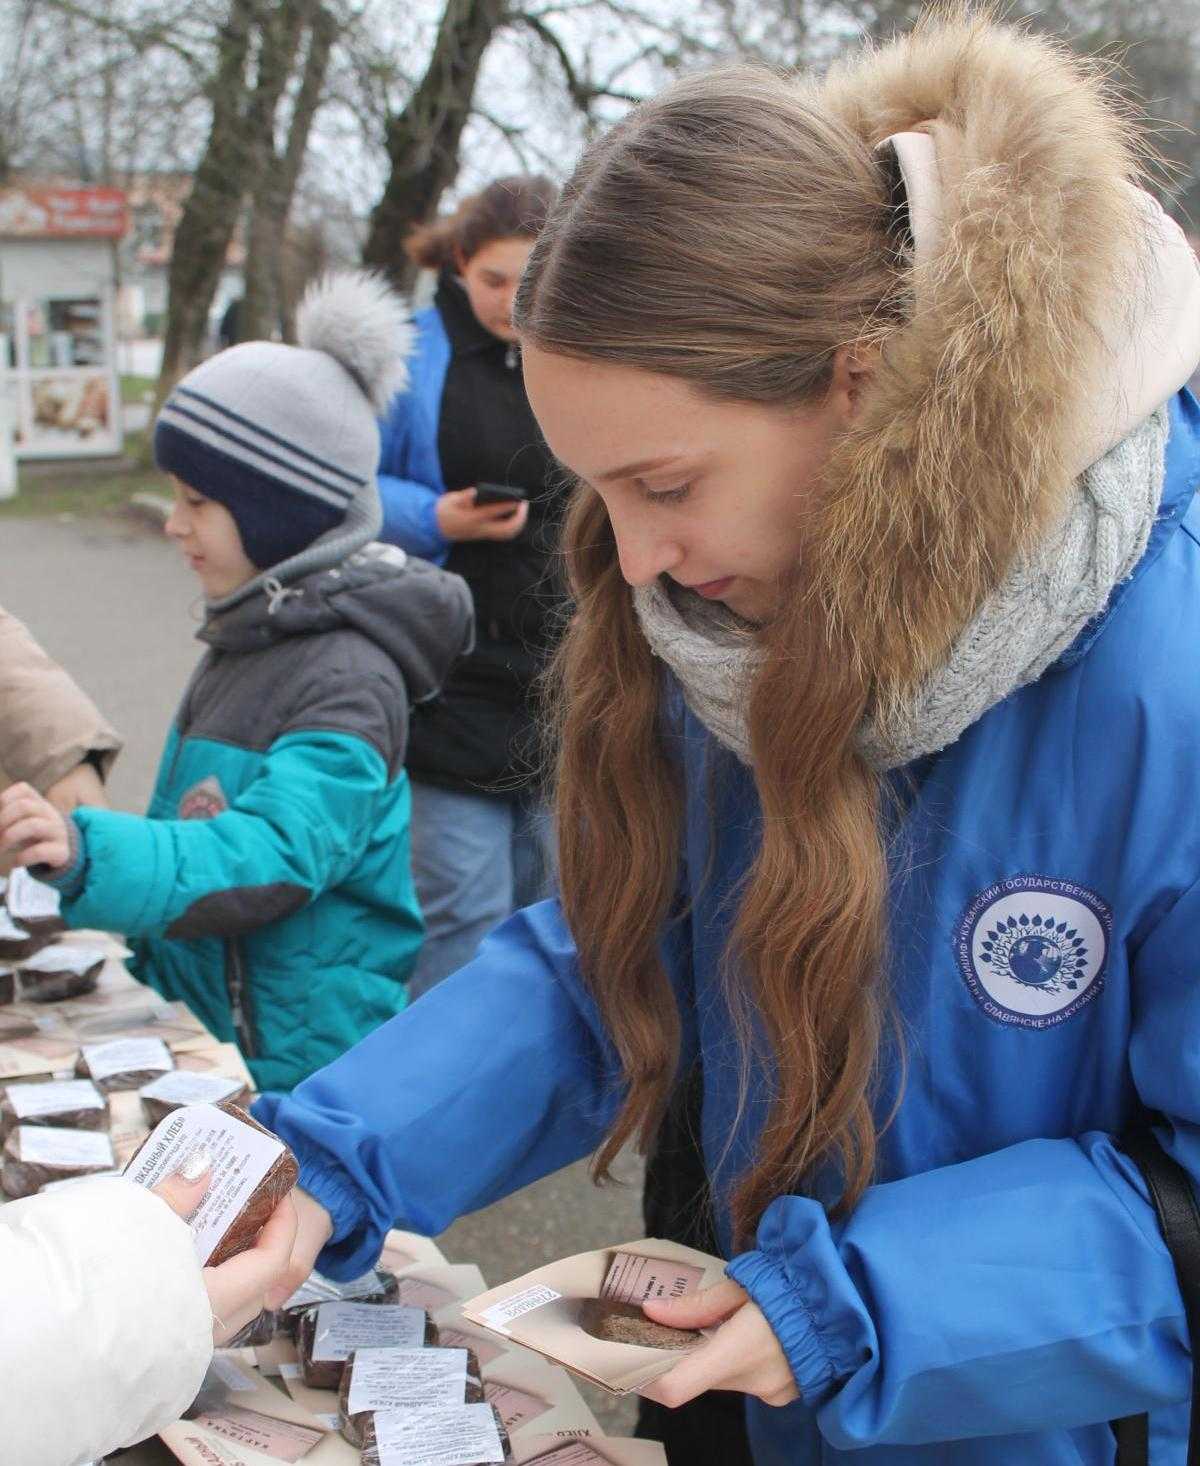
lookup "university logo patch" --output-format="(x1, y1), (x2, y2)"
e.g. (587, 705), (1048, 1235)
(956, 875), (1112, 1029)
(178, 775), (228, 821)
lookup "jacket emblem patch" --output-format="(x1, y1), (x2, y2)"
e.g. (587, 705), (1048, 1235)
(956, 875), (1112, 1029)
(178, 775), (228, 821)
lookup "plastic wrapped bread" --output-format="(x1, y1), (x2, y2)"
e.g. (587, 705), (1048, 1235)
(0, 908), (46, 963)
(296, 1301), (439, 1390)
(2, 1123), (115, 1197)
(222, 1308), (280, 1347)
(338, 1345), (485, 1447)
(5, 868), (65, 936)
(16, 944), (105, 1003)
(279, 1267), (401, 1338)
(76, 1035), (174, 1092)
(360, 1403), (511, 1465)
(124, 1100), (298, 1266)
(139, 1069), (251, 1127)
(0, 1078), (108, 1137)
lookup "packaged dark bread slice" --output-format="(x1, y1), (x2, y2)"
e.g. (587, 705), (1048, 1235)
(2, 1123), (115, 1197)
(222, 1308), (280, 1348)
(17, 945), (105, 1003)
(0, 1078), (108, 1136)
(278, 1266), (400, 1338)
(296, 1301), (438, 1390)
(338, 1345), (485, 1447)
(123, 1099), (298, 1266)
(139, 1069), (251, 1127)
(360, 1402), (511, 1465)
(577, 1297), (702, 1350)
(76, 1035), (174, 1092)
(5, 868), (66, 936)
(0, 908), (47, 963)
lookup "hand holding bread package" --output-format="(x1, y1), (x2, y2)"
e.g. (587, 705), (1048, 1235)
(462, 1241), (725, 1395)
(124, 1099), (299, 1265)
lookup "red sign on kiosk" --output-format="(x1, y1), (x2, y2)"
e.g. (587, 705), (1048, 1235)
(0, 185), (128, 239)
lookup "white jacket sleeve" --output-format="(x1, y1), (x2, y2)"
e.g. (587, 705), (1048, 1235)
(0, 1177), (212, 1466)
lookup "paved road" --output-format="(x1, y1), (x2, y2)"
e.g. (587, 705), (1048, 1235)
(2, 508), (643, 1433)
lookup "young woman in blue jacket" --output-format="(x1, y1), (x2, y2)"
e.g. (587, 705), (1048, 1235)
(375, 176), (564, 996)
(257, 15), (1200, 1462)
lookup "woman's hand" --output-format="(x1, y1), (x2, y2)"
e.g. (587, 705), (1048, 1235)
(0, 781), (73, 869)
(636, 1280), (800, 1409)
(264, 1187), (335, 1308)
(153, 1167), (300, 1344)
(436, 487), (530, 542)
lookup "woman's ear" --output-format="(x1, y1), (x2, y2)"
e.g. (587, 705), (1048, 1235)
(829, 343), (879, 423)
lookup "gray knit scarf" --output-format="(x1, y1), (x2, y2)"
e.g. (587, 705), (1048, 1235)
(633, 407), (1169, 770)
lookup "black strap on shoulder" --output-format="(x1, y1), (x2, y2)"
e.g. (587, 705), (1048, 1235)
(1113, 1130), (1200, 1465)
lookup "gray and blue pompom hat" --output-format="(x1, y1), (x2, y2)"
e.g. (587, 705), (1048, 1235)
(154, 271), (413, 602)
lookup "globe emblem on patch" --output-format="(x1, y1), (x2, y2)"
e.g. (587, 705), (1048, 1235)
(956, 877), (1112, 1029)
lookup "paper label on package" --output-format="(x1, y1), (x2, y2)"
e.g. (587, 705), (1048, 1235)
(18, 1125), (113, 1167)
(0, 909), (29, 941)
(375, 1404), (506, 1466)
(348, 1347), (469, 1413)
(311, 1301), (427, 1362)
(483, 1381), (549, 1431)
(82, 1036), (172, 1082)
(192, 1405), (324, 1463)
(20, 944), (105, 975)
(39, 1170), (121, 1191)
(601, 1251), (705, 1306)
(478, 1284), (562, 1336)
(208, 1354), (258, 1393)
(6, 868), (60, 921)
(522, 1445), (609, 1466)
(284, 1267), (385, 1310)
(140, 1070), (241, 1104)
(125, 1102), (284, 1265)
(9, 1078), (103, 1118)
(437, 1327), (506, 1367)
(395, 1276), (456, 1313)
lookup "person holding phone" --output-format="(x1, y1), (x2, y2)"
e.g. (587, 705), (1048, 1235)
(376, 175), (565, 996)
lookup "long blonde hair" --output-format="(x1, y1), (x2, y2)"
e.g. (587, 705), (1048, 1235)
(515, 15), (1144, 1243)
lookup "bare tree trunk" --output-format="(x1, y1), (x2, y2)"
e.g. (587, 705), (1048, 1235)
(232, 0), (309, 343)
(155, 0), (255, 408)
(241, 1), (337, 342)
(362, 0), (508, 292)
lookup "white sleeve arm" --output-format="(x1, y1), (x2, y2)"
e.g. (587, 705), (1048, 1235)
(0, 1177), (212, 1466)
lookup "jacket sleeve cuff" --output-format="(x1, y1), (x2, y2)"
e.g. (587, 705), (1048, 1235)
(421, 494), (450, 565)
(250, 1094), (378, 1281)
(303, 1157), (379, 1279)
(32, 815), (86, 899)
(727, 1247), (841, 1406)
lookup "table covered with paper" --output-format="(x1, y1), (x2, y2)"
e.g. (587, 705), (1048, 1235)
(1, 870), (679, 1466)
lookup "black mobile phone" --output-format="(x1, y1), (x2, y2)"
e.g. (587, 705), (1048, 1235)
(473, 482), (530, 506)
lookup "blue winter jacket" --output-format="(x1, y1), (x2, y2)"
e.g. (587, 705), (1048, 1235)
(258, 390), (1200, 1462)
(375, 305), (452, 565)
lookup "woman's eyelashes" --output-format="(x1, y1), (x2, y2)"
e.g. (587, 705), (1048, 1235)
(639, 480), (692, 505)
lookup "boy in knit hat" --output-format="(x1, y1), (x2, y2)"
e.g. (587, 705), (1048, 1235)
(0, 273), (474, 1092)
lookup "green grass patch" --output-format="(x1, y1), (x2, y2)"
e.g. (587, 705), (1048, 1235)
(0, 431), (169, 519)
(120, 373), (158, 405)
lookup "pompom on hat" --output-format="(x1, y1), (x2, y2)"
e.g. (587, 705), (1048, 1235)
(154, 271), (412, 573)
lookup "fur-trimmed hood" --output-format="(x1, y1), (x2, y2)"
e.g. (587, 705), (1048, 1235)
(811, 10), (1200, 718)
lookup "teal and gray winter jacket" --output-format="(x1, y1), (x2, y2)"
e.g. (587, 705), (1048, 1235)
(53, 546), (473, 1092)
